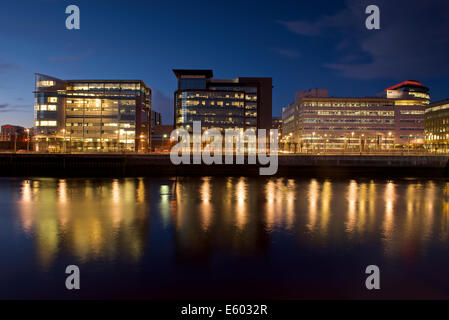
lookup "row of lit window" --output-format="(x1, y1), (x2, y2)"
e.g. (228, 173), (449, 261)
(394, 100), (427, 106)
(37, 80), (55, 88)
(35, 104), (57, 111)
(35, 120), (57, 126)
(303, 127), (396, 131)
(409, 92), (430, 99)
(67, 123), (134, 128)
(66, 92), (142, 98)
(427, 135), (449, 140)
(426, 104), (449, 113)
(301, 102), (388, 108)
(303, 119), (394, 124)
(303, 110), (395, 116)
(400, 110), (425, 115)
(67, 83), (142, 91)
(182, 100), (245, 108)
(299, 134), (395, 139)
(67, 99), (135, 105)
(67, 108), (119, 112)
(177, 118), (245, 125)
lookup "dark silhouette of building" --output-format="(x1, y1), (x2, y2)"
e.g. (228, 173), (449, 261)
(1, 125), (25, 142)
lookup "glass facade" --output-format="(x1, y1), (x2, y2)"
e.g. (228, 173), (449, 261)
(425, 100), (449, 152)
(175, 90), (257, 132)
(173, 70), (270, 133)
(34, 74), (151, 152)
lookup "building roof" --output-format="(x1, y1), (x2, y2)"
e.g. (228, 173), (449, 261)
(173, 69), (213, 78)
(427, 99), (449, 108)
(385, 80), (424, 91)
(36, 73), (150, 90)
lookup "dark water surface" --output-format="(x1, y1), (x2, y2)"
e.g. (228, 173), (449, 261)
(1, 176), (449, 299)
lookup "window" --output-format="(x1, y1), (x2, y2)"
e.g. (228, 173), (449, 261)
(48, 97), (58, 103)
(39, 121), (57, 126)
(37, 80), (55, 87)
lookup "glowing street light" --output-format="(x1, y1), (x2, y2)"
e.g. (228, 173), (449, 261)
(25, 128), (30, 152)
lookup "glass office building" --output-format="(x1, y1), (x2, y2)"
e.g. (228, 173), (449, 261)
(34, 74), (151, 152)
(425, 99), (449, 152)
(281, 81), (430, 152)
(173, 70), (272, 132)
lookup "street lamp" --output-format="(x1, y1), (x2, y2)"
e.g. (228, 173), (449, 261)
(61, 129), (66, 153)
(115, 130), (119, 153)
(140, 134), (145, 153)
(360, 134), (364, 153)
(14, 130), (17, 153)
(25, 128), (30, 152)
(312, 132), (316, 152)
(409, 134), (412, 153)
(125, 130), (128, 153)
(351, 132), (355, 152)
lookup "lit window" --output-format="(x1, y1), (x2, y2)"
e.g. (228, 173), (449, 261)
(38, 80), (55, 87)
(48, 97), (58, 103)
(40, 105), (47, 111)
(47, 105), (57, 111)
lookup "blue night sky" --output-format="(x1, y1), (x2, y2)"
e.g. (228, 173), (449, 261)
(1, 0), (449, 127)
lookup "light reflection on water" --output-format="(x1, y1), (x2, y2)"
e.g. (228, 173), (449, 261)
(2, 176), (449, 299)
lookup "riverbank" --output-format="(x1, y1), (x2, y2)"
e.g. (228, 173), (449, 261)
(0, 153), (448, 177)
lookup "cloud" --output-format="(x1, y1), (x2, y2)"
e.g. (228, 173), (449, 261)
(0, 62), (17, 71)
(271, 47), (301, 59)
(278, 0), (449, 79)
(151, 89), (173, 125)
(0, 103), (31, 113)
(49, 50), (94, 65)
(0, 59), (18, 76)
(276, 2), (360, 37)
(277, 20), (322, 36)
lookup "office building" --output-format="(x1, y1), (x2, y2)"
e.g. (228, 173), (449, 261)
(151, 124), (174, 152)
(151, 110), (162, 127)
(425, 99), (449, 152)
(173, 69), (272, 132)
(34, 73), (151, 152)
(272, 116), (282, 131)
(0, 125), (25, 142)
(282, 81), (430, 152)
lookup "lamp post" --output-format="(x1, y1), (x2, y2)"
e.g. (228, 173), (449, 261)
(69, 128), (72, 153)
(312, 132), (316, 153)
(25, 128), (30, 152)
(360, 134), (364, 153)
(61, 129), (66, 153)
(409, 134), (412, 153)
(14, 130), (17, 153)
(140, 134), (145, 153)
(125, 130), (128, 153)
(351, 132), (355, 153)
(324, 134), (328, 153)
(388, 132), (392, 153)
(115, 130), (119, 153)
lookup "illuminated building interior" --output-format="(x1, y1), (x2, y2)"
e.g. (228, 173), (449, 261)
(425, 99), (449, 152)
(34, 73), (151, 152)
(173, 69), (272, 133)
(281, 81), (430, 152)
